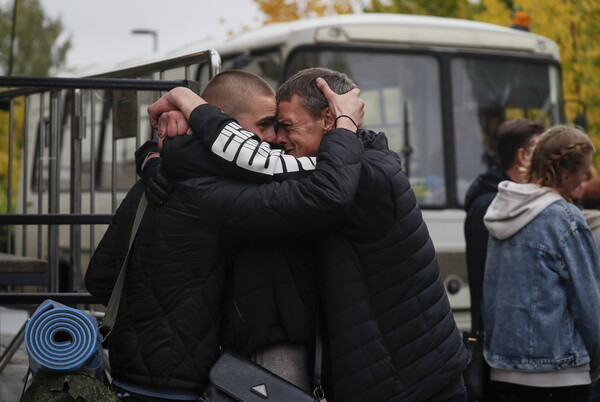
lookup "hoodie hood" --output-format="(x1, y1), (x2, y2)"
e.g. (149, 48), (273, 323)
(484, 181), (564, 240)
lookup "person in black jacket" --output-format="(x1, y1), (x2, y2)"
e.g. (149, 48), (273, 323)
(464, 119), (544, 331)
(85, 71), (365, 401)
(139, 72), (348, 392)
(463, 119), (543, 400)
(152, 67), (469, 402)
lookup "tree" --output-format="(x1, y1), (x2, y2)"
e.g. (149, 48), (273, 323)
(0, 0), (71, 76)
(366, 0), (476, 19)
(0, 100), (24, 251)
(0, 0), (69, 250)
(253, 0), (352, 23)
(472, 0), (600, 145)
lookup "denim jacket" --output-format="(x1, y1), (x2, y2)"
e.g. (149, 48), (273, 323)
(483, 182), (600, 378)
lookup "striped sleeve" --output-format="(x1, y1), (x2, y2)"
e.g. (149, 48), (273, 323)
(211, 121), (316, 176)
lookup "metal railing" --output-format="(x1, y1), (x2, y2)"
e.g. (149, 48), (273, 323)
(0, 49), (222, 300)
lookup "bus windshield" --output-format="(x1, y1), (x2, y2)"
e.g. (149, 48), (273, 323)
(286, 48), (561, 207)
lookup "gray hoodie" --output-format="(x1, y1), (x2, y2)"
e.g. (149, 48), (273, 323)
(484, 181), (564, 240)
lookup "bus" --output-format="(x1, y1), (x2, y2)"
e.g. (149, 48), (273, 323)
(3, 13), (566, 328)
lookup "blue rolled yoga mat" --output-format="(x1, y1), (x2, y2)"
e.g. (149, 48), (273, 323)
(24, 299), (103, 374)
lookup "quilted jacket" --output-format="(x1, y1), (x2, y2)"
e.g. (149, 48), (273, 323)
(84, 105), (363, 395)
(321, 130), (468, 401)
(168, 107), (469, 401)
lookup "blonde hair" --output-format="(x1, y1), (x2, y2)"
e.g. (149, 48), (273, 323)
(527, 125), (594, 201)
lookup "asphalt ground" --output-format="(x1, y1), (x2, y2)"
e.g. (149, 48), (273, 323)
(0, 307), (29, 402)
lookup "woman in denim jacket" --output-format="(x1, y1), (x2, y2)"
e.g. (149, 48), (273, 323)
(482, 125), (599, 401)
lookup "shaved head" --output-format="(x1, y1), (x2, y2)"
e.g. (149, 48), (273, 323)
(201, 70), (275, 118)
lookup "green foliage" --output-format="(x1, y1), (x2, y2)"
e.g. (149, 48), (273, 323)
(0, 0), (71, 76)
(366, 0), (476, 19)
(253, 0), (352, 24)
(0, 99), (24, 193)
(0, 0), (65, 253)
(472, 0), (600, 146)
(0, 193), (12, 252)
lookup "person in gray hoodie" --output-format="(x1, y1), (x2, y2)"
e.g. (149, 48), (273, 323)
(482, 125), (600, 402)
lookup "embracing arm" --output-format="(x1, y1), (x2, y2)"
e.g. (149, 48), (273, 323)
(155, 80), (364, 182)
(184, 128), (364, 238)
(167, 105), (318, 179)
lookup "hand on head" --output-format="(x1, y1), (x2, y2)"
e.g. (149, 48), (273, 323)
(156, 111), (191, 150)
(316, 77), (365, 131)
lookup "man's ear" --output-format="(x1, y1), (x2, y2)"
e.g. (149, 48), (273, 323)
(516, 147), (529, 167)
(323, 108), (335, 131)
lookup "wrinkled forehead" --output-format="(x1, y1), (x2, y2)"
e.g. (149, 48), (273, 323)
(276, 94), (314, 121)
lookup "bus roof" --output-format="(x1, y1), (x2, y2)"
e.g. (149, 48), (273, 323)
(169, 13), (560, 58)
(77, 13), (559, 77)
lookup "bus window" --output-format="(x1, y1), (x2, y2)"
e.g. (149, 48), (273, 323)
(287, 49), (445, 207)
(197, 49), (281, 92)
(451, 58), (559, 204)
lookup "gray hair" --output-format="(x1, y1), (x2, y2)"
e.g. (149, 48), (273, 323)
(276, 68), (356, 118)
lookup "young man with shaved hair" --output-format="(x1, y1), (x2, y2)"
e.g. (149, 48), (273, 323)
(86, 71), (365, 401)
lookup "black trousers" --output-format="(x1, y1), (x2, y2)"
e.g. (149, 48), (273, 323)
(489, 381), (591, 402)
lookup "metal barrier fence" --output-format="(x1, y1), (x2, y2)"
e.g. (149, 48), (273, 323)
(0, 49), (221, 301)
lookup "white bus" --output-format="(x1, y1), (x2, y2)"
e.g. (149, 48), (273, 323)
(4, 14), (565, 326)
(168, 13), (564, 319)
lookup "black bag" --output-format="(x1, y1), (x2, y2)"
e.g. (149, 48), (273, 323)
(199, 351), (318, 402)
(463, 331), (484, 402)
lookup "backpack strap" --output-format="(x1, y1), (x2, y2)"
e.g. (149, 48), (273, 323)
(100, 194), (148, 335)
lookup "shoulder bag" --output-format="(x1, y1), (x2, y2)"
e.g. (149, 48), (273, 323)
(199, 318), (325, 402)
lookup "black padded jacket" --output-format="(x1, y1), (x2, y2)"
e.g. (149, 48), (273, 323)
(463, 166), (509, 332)
(165, 115), (469, 401)
(321, 130), (468, 402)
(84, 104), (363, 395)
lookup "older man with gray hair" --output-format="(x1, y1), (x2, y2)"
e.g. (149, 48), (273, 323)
(149, 68), (468, 402)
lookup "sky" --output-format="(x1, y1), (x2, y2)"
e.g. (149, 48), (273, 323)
(35, 0), (265, 73)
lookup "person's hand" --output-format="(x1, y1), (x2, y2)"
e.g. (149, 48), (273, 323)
(141, 156), (171, 208)
(148, 87), (206, 130)
(316, 77), (365, 132)
(157, 111), (191, 150)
